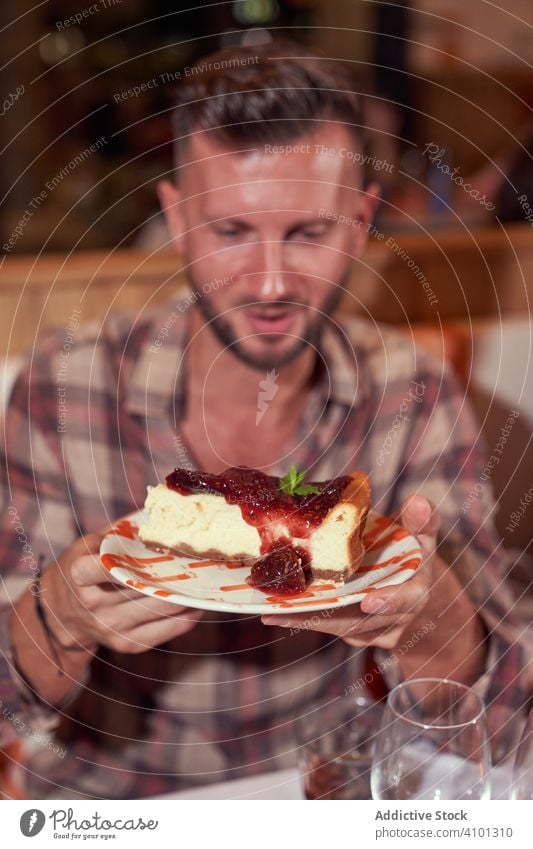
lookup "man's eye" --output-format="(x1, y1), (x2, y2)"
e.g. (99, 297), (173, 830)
(213, 224), (241, 238)
(291, 224), (329, 240)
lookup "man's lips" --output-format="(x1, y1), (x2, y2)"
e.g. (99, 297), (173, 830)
(244, 306), (300, 335)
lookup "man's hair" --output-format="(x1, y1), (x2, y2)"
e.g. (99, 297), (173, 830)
(171, 40), (364, 163)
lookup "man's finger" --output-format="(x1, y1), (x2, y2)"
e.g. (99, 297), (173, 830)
(399, 495), (440, 561)
(261, 607), (413, 635)
(343, 625), (406, 650)
(102, 595), (195, 630)
(109, 608), (204, 653)
(79, 582), (189, 613)
(69, 553), (114, 587)
(361, 559), (433, 616)
(83, 584), (149, 605)
(73, 531), (110, 556)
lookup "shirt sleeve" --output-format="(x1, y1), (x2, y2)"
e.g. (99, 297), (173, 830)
(390, 360), (531, 760)
(0, 350), (81, 745)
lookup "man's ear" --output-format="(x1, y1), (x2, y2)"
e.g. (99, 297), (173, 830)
(352, 181), (381, 256)
(157, 179), (185, 252)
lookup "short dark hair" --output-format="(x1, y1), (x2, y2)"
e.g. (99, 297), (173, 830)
(171, 40), (364, 163)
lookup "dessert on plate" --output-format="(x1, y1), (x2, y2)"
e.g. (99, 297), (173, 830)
(139, 465), (371, 595)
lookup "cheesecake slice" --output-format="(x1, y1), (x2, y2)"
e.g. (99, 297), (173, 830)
(139, 466), (371, 594)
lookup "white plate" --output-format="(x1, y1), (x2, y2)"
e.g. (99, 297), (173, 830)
(99, 511), (422, 614)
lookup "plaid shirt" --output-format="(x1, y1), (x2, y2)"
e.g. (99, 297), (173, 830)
(0, 295), (530, 799)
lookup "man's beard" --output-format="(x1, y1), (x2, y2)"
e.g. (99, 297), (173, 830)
(186, 271), (348, 371)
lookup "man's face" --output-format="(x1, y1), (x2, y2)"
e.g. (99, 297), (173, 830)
(159, 123), (379, 370)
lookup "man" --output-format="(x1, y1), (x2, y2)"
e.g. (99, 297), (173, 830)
(0, 42), (528, 799)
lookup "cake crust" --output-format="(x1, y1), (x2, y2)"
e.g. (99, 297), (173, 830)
(140, 538), (254, 563)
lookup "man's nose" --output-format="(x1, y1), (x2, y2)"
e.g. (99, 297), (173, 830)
(256, 240), (286, 298)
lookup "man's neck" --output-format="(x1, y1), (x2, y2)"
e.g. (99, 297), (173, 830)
(179, 308), (322, 472)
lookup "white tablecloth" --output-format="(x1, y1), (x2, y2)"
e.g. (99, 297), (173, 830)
(153, 763), (513, 800)
(156, 768), (303, 800)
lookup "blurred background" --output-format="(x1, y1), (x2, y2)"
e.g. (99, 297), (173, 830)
(1, 0), (533, 251)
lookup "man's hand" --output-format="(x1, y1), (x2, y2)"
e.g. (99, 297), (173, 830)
(42, 531), (203, 655)
(261, 495), (438, 648)
(10, 529), (203, 706)
(261, 495), (487, 686)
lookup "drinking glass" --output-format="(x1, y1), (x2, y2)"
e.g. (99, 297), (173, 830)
(510, 707), (533, 800)
(294, 694), (384, 799)
(371, 677), (491, 800)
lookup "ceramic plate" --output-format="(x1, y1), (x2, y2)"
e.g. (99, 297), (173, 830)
(99, 511), (422, 614)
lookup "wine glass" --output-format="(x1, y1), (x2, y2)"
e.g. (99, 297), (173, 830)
(510, 707), (533, 799)
(294, 694), (384, 799)
(371, 677), (491, 800)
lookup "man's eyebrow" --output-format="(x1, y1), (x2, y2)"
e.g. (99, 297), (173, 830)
(202, 212), (336, 232)
(297, 216), (334, 225)
(287, 216), (335, 230)
(204, 215), (253, 228)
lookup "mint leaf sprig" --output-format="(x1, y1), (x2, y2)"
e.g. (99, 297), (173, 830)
(279, 464), (320, 497)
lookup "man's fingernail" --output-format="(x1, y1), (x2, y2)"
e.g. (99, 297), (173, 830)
(364, 597), (391, 615)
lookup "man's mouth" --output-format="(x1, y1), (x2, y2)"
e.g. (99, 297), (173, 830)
(244, 305), (300, 335)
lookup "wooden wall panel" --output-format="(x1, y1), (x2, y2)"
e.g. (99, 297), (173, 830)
(1, 225), (532, 356)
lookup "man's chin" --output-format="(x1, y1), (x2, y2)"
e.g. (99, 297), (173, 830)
(229, 336), (309, 370)
(193, 293), (329, 370)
